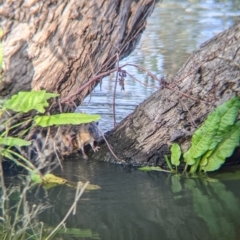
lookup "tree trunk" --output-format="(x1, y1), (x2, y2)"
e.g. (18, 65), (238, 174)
(93, 19), (240, 166)
(0, 0), (159, 107)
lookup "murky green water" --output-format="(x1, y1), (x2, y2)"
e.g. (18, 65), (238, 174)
(4, 0), (240, 239)
(24, 161), (240, 240)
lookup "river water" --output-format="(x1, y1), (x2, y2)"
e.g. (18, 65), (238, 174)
(5, 0), (240, 239)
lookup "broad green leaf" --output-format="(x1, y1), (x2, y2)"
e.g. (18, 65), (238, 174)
(0, 136), (30, 147)
(189, 157), (201, 173)
(184, 111), (220, 165)
(34, 113), (100, 127)
(217, 96), (240, 133)
(202, 121), (240, 172)
(170, 143), (181, 167)
(208, 96), (240, 149)
(200, 149), (214, 167)
(3, 90), (59, 113)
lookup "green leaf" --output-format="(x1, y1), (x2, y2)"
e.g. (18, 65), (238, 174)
(0, 136), (30, 147)
(34, 113), (100, 127)
(31, 172), (42, 184)
(170, 143), (181, 167)
(138, 166), (170, 172)
(184, 111), (220, 165)
(199, 149), (214, 167)
(217, 96), (240, 133)
(3, 90), (59, 113)
(208, 96), (240, 149)
(184, 96), (240, 172)
(202, 121), (240, 172)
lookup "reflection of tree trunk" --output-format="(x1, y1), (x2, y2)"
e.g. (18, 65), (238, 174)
(94, 20), (240, 166)
(0, 0), (158, 107)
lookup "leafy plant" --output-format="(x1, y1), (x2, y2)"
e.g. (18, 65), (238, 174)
(0, 90), (100, 180)
(170, 143), (181, 168)
(139, 96), (240, 173)
(184, 96), (240, 172)
(34, 113), (100, 127)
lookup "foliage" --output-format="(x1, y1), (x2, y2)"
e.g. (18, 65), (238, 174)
(183, 178), (240, 240)
(0, 136), (30, 147)
(170, 143), (181, 168)
(0, 89), (101, 239)
(184, 96), (240, 172)
(0, 90), (101, 188)
(139, 96), (240, 173)
(30, 172), (101, 190)
(0, 89), (100, 160)
(0, 174), (99, 240)
(3, 90), (59, 113)
(34, 113), (100, 127)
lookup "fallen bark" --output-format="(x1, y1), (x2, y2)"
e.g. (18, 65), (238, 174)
(93, 19), (240, 166)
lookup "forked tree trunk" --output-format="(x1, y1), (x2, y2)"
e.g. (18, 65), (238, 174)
(93, 19), (240, 166)
(0, 0), (159, 108)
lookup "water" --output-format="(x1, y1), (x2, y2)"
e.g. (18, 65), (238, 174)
(80, 0), (240, 132)
(4, 0), (240, 239)
(25, 161), (240, 240)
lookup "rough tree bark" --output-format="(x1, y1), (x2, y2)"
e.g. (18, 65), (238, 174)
(0, 0), (158, 107)
(93, 19), (240, 166)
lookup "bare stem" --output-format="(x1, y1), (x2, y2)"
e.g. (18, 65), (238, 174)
(45, 181), (89, 240)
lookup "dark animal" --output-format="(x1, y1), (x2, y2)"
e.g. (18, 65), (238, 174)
(22, 122), (100, 169)
(75, 122), (100, 159)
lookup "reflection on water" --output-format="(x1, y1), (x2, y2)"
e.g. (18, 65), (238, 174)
(18, 161), (240, 240)
(81, 0), (240, 132)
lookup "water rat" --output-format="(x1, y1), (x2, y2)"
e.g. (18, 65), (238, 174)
(75, 122), (100, 159)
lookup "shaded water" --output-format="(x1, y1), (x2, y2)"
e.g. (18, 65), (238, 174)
(21, 161), (240, 240)
(5, 0), (240, 239)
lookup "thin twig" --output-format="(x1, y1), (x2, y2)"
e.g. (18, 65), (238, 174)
(126, 72), (159, 90)
(95, 124), (125, 163)
(53, 141), (63, 172)
(113, 54), (119, 127)
(45, 181), (89, 240)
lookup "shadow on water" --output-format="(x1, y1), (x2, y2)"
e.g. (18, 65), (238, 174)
(5, 160), (238, 240)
